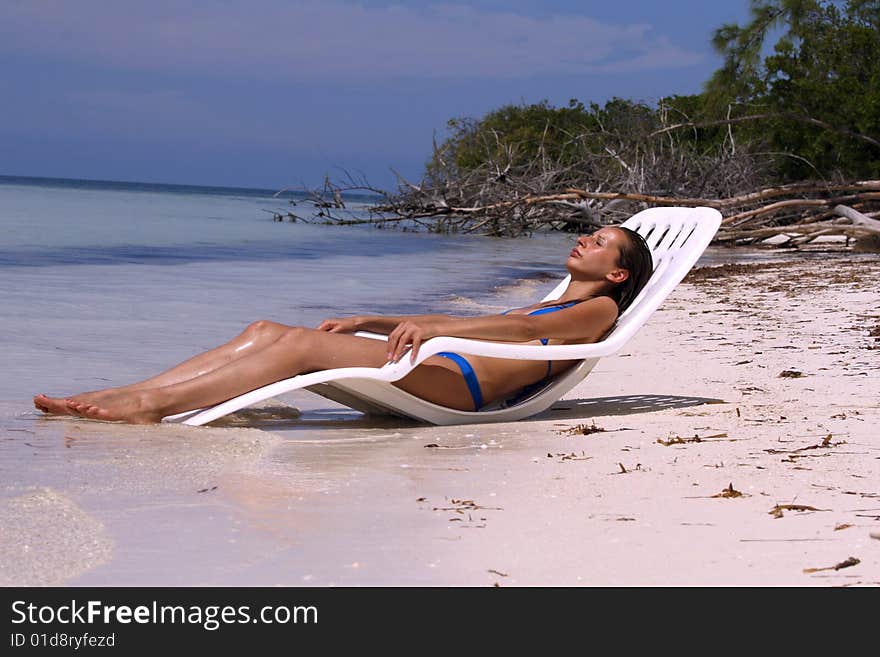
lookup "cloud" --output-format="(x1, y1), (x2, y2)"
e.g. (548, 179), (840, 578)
(1, 0), (704, 81)
(48, 87), (309, 150)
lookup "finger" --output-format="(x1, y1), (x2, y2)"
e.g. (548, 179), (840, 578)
(410, 334), (421, 364)
(394, 324), (411, 358)
(401, 328), (417, 362)
(391, 331), (403, 362)
(394, 329), (411, 362)
(386, 329), (400, 361)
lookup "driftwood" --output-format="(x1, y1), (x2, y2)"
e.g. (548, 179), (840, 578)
(712, 186), (880, 248)
(722, 192), (880, 225)
(283, 175), (880, 250)
(833, 204), (880, 231)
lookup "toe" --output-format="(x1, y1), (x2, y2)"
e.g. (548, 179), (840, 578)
(66, 400), (85, 416)
(83, 405), (109, 420)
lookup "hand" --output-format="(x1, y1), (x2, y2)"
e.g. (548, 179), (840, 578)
(386, 320), (437, 364)
(317, 317), (360, 333)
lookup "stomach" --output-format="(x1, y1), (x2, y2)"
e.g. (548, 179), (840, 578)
(465, 343), (580, 405)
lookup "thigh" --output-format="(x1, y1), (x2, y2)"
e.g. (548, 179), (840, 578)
(395, 359), (476, 411)
(295, 330), (474, 411)
(295, 329), (391, 370)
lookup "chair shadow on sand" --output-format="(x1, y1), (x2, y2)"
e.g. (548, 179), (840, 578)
(213, 393), (725, 431)
(536, 393), (725, 421)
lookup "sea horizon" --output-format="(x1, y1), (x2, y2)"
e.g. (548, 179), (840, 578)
(0, 172), (382, 203)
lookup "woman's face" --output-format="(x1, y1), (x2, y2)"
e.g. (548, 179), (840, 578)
(566, 227), (630, 284)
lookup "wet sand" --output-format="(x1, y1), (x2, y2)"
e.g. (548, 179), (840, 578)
(2, 253), (878, 586)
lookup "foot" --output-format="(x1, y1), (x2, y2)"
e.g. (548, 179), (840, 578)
(67, 388), (122, 408)
(65, 391), (164, 425)
(34, 388), (124, 416)
(34, 394), (77, 415)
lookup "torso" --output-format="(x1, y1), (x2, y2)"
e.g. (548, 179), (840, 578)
(426, 298), (610, 405)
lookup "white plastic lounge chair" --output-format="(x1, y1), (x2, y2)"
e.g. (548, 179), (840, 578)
(164, 206), (722, 427)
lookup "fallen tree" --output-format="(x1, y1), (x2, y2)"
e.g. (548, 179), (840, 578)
(283, 97), (879, 249)
(286, 172), (880, 251)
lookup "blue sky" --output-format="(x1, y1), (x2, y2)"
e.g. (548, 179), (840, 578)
(0, 1), (753, 190)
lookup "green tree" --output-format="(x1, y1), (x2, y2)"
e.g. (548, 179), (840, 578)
(707, 0), (880, 179)
(705, 0), (820, 109)
(436, 100), (599, 176)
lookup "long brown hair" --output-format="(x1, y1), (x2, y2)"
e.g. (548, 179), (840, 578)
(610, 226), (653, 314)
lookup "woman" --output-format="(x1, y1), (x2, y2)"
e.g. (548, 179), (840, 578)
(34, 226), (652, 424)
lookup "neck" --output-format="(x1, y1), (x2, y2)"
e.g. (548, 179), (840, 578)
(557, 279), (613, 302)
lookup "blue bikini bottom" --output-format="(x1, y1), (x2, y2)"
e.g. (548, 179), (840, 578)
(436, 352), (484, 411)
(436, 352), (554, 412)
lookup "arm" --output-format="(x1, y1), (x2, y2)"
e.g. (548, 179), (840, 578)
(386, 296), (619, 363)
(317, 314), (455, 334)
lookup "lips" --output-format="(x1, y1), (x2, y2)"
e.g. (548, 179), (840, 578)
(569, 248), (581, 258)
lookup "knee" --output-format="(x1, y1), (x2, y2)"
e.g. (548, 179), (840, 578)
(244, 319), (288, 339)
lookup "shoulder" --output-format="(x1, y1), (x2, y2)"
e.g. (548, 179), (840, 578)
(577, 295), (618, 317)
(573, 296), (619, 341)
(573, 297), (619, 334)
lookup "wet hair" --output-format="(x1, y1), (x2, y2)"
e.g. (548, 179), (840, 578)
(609, 226), (653, 315)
